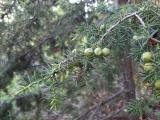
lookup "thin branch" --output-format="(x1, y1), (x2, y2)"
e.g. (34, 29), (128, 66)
(107, 12), (138, 33)
(150, 38), (160, 43)
(102, 107), (125, 120)
(22, 34), (55, 57)
(88, 106), (100, 120)
(143, 29), (159, 46)
(100, 11), (146, 42)
(134, 13), (145, 27)
(75, 89), (124, 120)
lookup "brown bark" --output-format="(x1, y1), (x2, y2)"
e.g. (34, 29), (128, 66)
(116, 1), (137, 119)
(118, 53), (137, 120)
(120, 57), (136, 101)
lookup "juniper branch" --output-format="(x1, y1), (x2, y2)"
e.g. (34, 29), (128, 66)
(100, 11), (146, 42)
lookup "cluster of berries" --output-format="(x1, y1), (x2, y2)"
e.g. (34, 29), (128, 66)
(141, 52), (160, 89)
(84, 47), (111, 58)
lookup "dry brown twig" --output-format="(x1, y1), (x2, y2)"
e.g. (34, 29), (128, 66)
(143, 29), (160, 46)
(102, 107), (125, 120)
(75, 88), (124, 120)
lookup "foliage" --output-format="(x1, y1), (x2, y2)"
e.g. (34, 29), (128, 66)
(1, 0), (160, 119)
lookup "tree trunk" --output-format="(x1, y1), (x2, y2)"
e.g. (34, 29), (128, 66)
(120, 57), (136, 101)
(118, 50), (137, 120)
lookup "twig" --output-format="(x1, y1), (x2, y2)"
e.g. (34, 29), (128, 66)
(151, 38), (160, 43)
(134, 13), (145, 27)
(143, 29), (159, 46)
(102, 107), (125, 120)
(88, 106), (100, 120)
(150, 29), (159, 38)
(75, 89), (124, 120)
(107, 12), (138, 33)
(100, 11), (146, 42)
